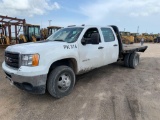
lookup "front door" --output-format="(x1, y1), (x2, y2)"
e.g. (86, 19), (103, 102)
(78, 28), (104, 72)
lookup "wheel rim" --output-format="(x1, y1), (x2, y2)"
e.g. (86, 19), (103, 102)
(135, 55), (139, 66)
(57, 73), (71, 92)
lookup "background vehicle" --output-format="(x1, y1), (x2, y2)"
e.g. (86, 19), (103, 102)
(41, 26), (62, 39)
(48, 26), (62, 36)
(2, 25), (147, 98)
(0, 24), (10, 45)
(0, 15), (41, 47)
(19, 24), (41, 43)
(40, 28), (48, 39)
(130, 33), (139, 43)
(0, 15), (25, 47)
(153, 34), (160, 43)
(120, 32), (134, 44)
(140, 33), (154, 42)
(147, 34), (154, 42)
(154, 37), (160, 43)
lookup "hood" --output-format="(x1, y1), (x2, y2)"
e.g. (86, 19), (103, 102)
(6, 41), (67, 54)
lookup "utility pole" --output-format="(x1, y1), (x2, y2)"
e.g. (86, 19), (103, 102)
(41, 20), (42, 28)
(124, 28), (125, 32)
(137, 26), (139, 33)
(48, 20), (52, 26)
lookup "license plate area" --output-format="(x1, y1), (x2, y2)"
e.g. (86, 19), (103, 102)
(5, 72), (12, 81)
(5, 72), (14, 85)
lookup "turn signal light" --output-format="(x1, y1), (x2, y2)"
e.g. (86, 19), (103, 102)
(32, 54), (39, 66)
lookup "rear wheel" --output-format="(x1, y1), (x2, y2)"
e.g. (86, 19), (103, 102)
(129, 52), (139, 69)
(124, 53), (131, 67)
(47, 66), (75, 98)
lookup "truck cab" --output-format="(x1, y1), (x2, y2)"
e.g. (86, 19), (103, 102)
(2, 25), (147, 98)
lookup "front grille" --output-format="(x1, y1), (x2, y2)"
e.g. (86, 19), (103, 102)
(5, 51), (20, 68)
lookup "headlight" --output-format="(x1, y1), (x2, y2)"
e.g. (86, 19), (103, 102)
(21, 54), (39, 66)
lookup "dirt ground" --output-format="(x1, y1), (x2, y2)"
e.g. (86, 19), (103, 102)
(0, 43), (160, 120)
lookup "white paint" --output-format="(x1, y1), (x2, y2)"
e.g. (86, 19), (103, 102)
(2, 25), (119, 77)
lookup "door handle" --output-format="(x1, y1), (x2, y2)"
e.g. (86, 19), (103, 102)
(113, 44), (118, 47)
(98, 47), (104, 49)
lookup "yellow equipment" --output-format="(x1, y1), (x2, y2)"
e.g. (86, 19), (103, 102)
(130, 33), (140, 43)
(0, 15), (26, 47)
(19, 34), (27, 43)
(0, 33), (10, 45)
(153, 34), (158, 39)
(0, 25), (10, 45)
(147, 34), (154, 42)
(40, 28), (48, 39)
(136, 35), (143, 43)
(141, 33), (148, 42)
(47, 26), (61, 36)
(40, 26), (62, 40)
(19, 24), (41, 43)
(141, 33), (154, 42)
(120, 32), (134, 44)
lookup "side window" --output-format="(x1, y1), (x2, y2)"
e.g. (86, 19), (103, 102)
(82, 28), (101, 44)
(101, 28), (115, 42)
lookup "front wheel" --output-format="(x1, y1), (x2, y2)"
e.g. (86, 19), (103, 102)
(47, 66), (75, 98)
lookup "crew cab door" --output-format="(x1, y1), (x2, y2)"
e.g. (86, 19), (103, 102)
(78, 27), (105, 72)
(100, 27), (119, 64)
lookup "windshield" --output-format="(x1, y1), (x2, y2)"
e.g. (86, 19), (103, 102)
(35, 27), (40, 35)
(47, 27), (83, 43)
(126, 33), (130, 36)
(29, 27), (34, 38)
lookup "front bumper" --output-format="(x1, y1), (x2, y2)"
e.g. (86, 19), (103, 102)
(2, 62), (47, 94)
(5, 72), (47, 94)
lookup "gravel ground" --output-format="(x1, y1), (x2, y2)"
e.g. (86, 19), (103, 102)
(0, 43), (160, 120)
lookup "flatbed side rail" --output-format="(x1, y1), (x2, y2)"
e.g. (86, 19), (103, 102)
(122, 46), (148, 53)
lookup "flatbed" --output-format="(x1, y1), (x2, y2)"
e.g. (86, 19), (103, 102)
(110, 25), (148, 57)
(122, 44), (148, 53)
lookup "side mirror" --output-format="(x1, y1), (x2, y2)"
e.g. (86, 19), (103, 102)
(91, 33), (100, 44)
(81, 38), (86, 45)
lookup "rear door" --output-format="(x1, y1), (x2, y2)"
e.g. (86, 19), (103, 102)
(100, 27), (119, 65)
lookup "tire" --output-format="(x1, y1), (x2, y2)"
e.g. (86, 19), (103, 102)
(47, 66), (75, 98)
(124, 53), (131, 67)
(129, 52), (139, 69)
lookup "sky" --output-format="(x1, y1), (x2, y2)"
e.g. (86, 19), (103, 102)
(0, 0), (160, 34)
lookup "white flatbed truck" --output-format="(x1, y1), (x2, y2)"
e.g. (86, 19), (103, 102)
(2, 25), (147, 98)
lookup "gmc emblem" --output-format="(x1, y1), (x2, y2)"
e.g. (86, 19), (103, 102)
(5, 57), (12, 63)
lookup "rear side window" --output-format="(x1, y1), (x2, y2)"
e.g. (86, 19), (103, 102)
(101, 28), (115, 42)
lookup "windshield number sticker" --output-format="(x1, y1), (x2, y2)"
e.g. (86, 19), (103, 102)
(64, 45), (77, 49)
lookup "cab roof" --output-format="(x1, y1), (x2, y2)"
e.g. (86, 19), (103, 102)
(67, 25), (112, 28)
